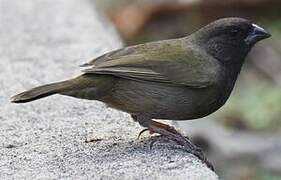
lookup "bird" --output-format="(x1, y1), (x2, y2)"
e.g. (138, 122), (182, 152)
(11, 17), (271, 170)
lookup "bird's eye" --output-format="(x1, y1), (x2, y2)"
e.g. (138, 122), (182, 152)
(229, 28), (239, 37)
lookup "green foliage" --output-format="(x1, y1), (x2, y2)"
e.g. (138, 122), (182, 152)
(216, 70), (281, 131)
(259, 173), (281, 180)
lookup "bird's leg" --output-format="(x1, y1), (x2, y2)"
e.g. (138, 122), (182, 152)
(139, 120), (214, 171)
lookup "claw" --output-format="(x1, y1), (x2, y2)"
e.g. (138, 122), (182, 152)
(149, 138), (158, 150)
(137, 128), (149, 139)
(193, 149), (214, 171)
(182, 141), (214, 171)
(206, 161), (215, 171)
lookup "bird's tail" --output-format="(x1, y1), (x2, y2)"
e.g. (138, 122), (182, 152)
(11, 74), (115, 103)
(10, 80), (72, 103)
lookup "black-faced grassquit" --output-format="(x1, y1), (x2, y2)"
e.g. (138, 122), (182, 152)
(11, 17), (271, 170)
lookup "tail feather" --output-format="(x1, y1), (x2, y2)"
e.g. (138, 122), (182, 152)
(11, 74), (114, 103)
(11, 81), (70, 103)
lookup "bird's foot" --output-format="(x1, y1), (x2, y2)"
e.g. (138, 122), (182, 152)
(138, 120), (214, 171)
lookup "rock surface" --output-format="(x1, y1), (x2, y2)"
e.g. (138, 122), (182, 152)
(0, 0), (218, 179)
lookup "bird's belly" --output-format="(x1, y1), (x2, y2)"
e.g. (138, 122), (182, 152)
(101, 79), (227, 120)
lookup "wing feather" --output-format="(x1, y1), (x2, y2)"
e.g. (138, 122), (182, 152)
(81, 39), (218, 88)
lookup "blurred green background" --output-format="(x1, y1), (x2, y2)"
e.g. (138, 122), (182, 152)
(96, 0), (281, 179)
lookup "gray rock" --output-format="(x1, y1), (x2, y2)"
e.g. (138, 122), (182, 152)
(0, 0), (218, 179)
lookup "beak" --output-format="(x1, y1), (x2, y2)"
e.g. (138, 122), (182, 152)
(245, 24), (271, 46)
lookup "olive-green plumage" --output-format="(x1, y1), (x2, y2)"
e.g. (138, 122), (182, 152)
(11, 17), (270, 127)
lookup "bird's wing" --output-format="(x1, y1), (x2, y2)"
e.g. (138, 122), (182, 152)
(81, 39), (219, 88)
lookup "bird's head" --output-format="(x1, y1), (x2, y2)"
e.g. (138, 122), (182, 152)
(192, 17), (271, 65)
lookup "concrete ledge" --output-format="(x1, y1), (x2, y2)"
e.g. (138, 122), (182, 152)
(0, 0), (218, 179)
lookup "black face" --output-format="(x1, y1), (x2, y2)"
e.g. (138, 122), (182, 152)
(196, 18), (271, 65)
